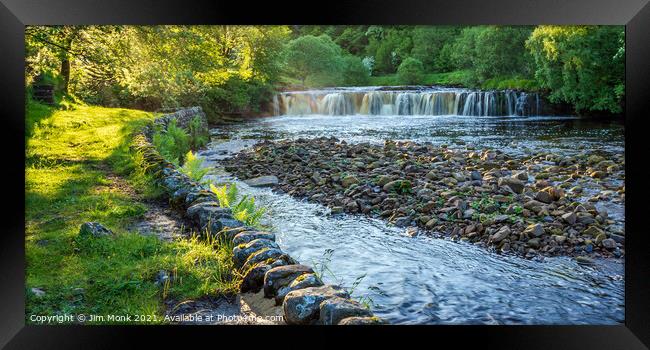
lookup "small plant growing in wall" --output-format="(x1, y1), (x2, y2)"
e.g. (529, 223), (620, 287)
(209, 183), (267, 227)
(179, 151), (209, 183)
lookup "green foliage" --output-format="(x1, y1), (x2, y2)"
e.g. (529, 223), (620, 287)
(209, 183), (266, 227)
(284, 34), (343, 86)
(179, 151), (209, 183)
(25, 24), (624, 116)
(152, 119), (190, 165)
(526, 25), (625, 114)
(397, 57), (425, 85)
(340, 55), (371, 86)
(187, 116), (208, 149)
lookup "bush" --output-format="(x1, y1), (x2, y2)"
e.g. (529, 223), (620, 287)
(152, 119), (190, 165)
(396, 57), (425, 85)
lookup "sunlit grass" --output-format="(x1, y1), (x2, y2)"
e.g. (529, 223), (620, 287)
(25, 101), (237, 324)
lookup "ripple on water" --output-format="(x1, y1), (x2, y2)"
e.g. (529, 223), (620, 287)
(199, 114), (624, 325)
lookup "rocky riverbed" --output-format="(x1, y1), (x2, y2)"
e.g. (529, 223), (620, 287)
(223, 137), (625, 261)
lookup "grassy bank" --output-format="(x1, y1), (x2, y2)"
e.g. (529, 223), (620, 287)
(25, 101), (238, 324)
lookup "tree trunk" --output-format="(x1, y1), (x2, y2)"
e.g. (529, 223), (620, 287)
(60, 56), (70, 94)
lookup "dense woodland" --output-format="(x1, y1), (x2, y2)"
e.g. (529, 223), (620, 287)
(26, 25), (625, 118)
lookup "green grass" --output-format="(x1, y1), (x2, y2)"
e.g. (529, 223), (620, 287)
(25, 100), (238, 324)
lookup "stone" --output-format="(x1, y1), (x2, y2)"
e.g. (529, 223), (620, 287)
(513, 171), (529, 181)
(576, 256), (594, 265)
(263, 264), (314, 298)
(232, 231), (276, 246)
(240, 259), (288, 293)
(376, 175), (393, 187)
(601, 238), (617, 250)
(583, 226), (605, 237)
(489, 226), (511, 243)
(470, 170), (482, 181)
(425, 218), (438, 229)
(498, 177), (525, 194)
(526, 238), (541, 248)
(283, 285), (350, 325)
(186, 202), (227, 224)
(233, 239), (280, 269)
(523, 223), (545, 237)
(243, 175), (279, 187)
(338, 316), (387, 325)
(275, 273), (324, 305)
(241, 248), (295, 272)
(534, 191), (553, 204)
(341, 175), (360, 188)
(319, 296), (373, 325)
(78, 222), (113, 238)
(561, 212), (577, 225)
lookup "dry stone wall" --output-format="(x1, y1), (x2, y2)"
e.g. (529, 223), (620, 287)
(133, 106), (385, 325)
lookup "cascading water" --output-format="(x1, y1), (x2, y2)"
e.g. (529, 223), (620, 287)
(274, 87), (543, 117)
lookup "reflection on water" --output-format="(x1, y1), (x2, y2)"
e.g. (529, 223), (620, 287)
(200, 114), (624, 325)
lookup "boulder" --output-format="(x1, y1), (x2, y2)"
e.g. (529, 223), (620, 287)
(489, 226), (511, 243)
(240, 259), (288, 293)
(283, 285), (350, 325)
(233, 239), (280, 269)
(79, 222), (113, 238)
(263, 265), (314, 298)
(583, 226), (605, 237)
(241, 248), (295, 272)
(523, 223), (545, 237)
(534, 191), (553, 204)
(561, 212), (577, 225)
(275, 273), (324, 305)
(601, 238), (617, 250)
(243, 175), (279, 187)
(319, 296), (373, 325)
(232, 231), (276, 246)
(498, 177), (525, 194)
(341, 175), (360, 188)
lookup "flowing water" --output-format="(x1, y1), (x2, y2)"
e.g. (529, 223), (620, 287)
(199, 86), (624, 325)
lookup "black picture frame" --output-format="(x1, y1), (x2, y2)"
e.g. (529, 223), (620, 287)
(2, 0), (648, 348)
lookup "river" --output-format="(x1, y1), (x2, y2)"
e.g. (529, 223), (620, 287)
(198, 86), (624, 325)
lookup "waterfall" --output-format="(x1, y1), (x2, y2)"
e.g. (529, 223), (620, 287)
(276, 87), (543, 117)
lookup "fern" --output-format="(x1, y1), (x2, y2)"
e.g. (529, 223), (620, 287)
(179, 151), (209, 182)
(209, 183), (266, 227)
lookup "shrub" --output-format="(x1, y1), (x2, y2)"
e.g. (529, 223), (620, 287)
(179, 151), (209, 183)
(396, 57), (425, 85)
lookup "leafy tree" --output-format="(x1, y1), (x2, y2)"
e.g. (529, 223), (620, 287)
(284, 35), (343, 85)
(397, 57), (425, 85)
(340, 55), (370, 86)
(410, 26), (462, 72)
(526, 25), (624, 114)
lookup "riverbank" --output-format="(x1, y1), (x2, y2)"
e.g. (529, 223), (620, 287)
(223, 137), (625, 261)
(25, 102), (239, 323)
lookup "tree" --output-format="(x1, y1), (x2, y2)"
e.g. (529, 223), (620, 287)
(410, 26), (461, 72)
(526, 25), (625, 114)
(397, 57), (424, 85)
(341, 55), (370, 86)
(284, 35), (343, 85)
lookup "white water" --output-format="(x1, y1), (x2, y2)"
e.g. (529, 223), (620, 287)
(274, 86), (542, 117)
